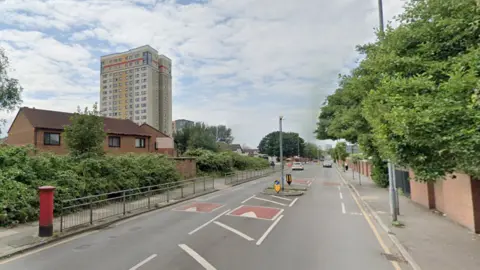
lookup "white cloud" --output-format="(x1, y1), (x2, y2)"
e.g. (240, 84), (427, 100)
(0, 0), (405, 146)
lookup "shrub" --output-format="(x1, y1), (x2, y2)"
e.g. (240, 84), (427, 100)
(0, 146), (180, 226)
(184, 149), (269, 174)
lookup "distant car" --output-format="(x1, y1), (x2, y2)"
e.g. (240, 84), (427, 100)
(323, 160), (333, 168)
(292, 162), (304, 171)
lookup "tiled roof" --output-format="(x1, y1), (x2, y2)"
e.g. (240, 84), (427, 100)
(18, 107), (151, 137)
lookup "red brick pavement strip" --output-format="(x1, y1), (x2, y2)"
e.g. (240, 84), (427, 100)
(227, 205), (283, 221)
(173, 202), (224, 213)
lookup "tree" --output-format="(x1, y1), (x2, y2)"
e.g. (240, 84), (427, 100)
(207, 125), (234, 144)
(63, 103), (106, 158)
(315, 58), (387, 186)
(304, 142), (321, 159)
(0, 48), (23, 133)
(333, 142), (349, 162)
(258, 131), (305, 157)
(174, 122), (218, 154)
(361, 0), (480, 181)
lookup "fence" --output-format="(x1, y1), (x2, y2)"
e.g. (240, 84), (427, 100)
(224, 168), (275, 185)
(59, 176), (214, 232)
(395, 168), (411, 197)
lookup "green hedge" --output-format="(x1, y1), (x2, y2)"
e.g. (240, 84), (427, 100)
(0, 146), (181, 226)
(183, 149), (269, 173)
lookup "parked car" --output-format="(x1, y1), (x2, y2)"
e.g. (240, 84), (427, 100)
(323, 160), (333, 168)
(292, 162), (304, 171)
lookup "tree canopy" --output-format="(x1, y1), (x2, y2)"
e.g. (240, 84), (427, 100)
(304, 142), (322, 159)
(0, 48), (23, 132)
(63, 103), (106, 158)
(257, 131), (305, 158)
(316, 0), (480, 182)
(174, 122), (234, 154)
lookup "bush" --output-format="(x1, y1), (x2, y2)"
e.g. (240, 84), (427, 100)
(371, 156), (389, 188)
(0, 146), (180, 226)
(184, 149), (269, 174)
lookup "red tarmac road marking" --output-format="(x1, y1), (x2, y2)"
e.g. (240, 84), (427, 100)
(227, 205), (283, 220)
(293, 179), (311, 185)
(173, 202), (223, 213)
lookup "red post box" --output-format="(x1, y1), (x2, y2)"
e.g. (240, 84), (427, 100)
(38, 186), (56, 237)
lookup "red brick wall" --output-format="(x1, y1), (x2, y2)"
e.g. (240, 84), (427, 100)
(471, 179), (480, 233)
(5, 111), (35, 146)
(173, 157), (196, 179)
(435, 173), (476, 231)
(409, 169), (436, 209)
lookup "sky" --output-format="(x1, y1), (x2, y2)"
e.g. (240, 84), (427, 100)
(0, 0), (405, 148)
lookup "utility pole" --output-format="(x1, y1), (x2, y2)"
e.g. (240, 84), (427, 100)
(297, 136), (300, 157)
(388, 161), (398, 222)
(279, 116), (285, 191)
(351, 144), (355, 180)
(378, 0), (384, 33)
(392, 163), (400, 216)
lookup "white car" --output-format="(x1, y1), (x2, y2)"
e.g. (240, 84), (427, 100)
(292, 162), (304, 171)
(323, 160), (333, 168)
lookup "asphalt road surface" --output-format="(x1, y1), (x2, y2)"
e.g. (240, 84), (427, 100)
(0, 164), (404, 270)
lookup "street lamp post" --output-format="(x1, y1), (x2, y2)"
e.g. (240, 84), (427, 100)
(297, 136), (300, 158)
(378, 0), (384, 33)
(279, 116), (285, 191)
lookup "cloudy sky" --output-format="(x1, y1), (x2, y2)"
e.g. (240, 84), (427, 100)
(0, 0), (405, 148)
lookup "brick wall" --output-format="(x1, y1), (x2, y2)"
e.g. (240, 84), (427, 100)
(173, 157), (196, 179)
(5, 112), (35, 145)
(435, 173), (476, 232)
(409, 169), (436, 209)
(409, 170), (480, 233)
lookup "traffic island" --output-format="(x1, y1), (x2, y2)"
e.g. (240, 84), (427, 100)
(262, 185), (306, 196)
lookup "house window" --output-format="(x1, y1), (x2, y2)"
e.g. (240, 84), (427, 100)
(44, 133), (60, 145)
(135, 138), (146, 148)
(108, 136), (121, 148)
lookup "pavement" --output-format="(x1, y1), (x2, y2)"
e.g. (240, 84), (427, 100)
(338, 165), (480, 270)
(0, 164), (408, 270)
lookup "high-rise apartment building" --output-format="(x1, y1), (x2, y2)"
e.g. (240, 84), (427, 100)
(99, 45), (172, 136)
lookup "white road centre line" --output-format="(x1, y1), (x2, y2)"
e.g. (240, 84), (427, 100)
(241, 195), (255, 204)
(188, 209), (231, 235)
(341, 202), (346, 214)
(289, 198), (298, 207)
(256, 215), (284, 246)
(214, 221), (254, 241)
(178, 244), (217, 270)
(308, 182), (312, 187)
(337, 186), (341, 191)
(129, 254), (157, 270)
(339, 192), (343, 199)
(252, 196), (287, 206)
(271, 195), (292, 201)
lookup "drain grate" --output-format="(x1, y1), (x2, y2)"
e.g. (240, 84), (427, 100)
(381, 252), (406, 263)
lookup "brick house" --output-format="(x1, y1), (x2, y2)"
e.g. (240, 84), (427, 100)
(5, 107), (174, 155)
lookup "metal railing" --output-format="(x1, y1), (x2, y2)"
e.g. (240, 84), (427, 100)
(224, 168), (276, 185)
(58, 176), (214, 232)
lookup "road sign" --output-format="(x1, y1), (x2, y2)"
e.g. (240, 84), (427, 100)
(286, 174), (292, 185)
(274, 180), (281, 193)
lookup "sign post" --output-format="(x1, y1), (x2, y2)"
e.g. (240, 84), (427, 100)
(286, 174), (292, 185)
(274, 180), (281, 193)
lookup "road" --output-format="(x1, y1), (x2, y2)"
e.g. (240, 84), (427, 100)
(0, 164), (403, 270)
